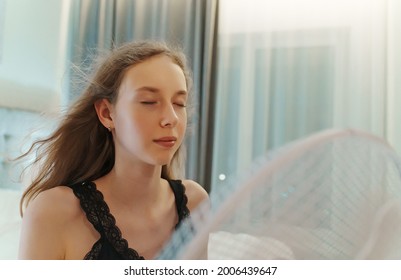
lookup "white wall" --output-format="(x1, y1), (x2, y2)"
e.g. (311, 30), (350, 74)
(0, 0), (68, 191)
(0, 0), (70, 112)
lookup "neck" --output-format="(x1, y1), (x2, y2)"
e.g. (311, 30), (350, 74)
(96, 162), (165, 207)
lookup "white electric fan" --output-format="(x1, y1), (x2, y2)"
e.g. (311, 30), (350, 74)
(158, 129), (401, 259)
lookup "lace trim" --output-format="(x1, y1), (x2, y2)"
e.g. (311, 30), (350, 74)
(71, 180), (189, 260)
(175, 180), (190, 223)
(83, 239), (102, 260)
(71, 182), (144, 260)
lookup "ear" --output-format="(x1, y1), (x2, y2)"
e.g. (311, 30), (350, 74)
(94, 99), (114, 130)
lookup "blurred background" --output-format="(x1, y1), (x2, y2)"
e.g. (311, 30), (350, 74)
(1, 0), (401, 194)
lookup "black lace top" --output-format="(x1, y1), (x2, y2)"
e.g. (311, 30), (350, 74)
(68, 180), (190, 260)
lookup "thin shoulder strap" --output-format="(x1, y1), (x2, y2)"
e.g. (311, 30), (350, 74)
(69, 182), (144, 259)
(168, 180), (190, 223)
(68, 182), (107, 236)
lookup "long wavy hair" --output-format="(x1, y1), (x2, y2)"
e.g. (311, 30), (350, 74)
(19, 41), (193, 215)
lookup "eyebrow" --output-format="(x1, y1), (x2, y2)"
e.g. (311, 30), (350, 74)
(136, 86), (187, 96)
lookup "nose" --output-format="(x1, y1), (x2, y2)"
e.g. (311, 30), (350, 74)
(160, 103), (179, 128)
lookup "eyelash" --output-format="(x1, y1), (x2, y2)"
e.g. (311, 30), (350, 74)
(140, 101), (186, 108)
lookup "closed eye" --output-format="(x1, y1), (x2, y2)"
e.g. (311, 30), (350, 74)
(141, 101), (157, 105)
(174, 103), (187, 108)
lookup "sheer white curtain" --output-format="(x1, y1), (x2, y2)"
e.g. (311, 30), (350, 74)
(387, 0), (401, 161)
(212, 0), (401, 189)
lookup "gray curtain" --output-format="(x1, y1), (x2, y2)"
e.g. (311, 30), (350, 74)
(67, 0), (218, 191)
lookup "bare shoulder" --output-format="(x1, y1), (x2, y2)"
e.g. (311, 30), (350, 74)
(23, 186), (80, 220)
(181, 179), (209, 211)
(19, 186), (81, 259)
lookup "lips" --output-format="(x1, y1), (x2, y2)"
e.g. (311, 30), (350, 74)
(153, 136), (177, 148)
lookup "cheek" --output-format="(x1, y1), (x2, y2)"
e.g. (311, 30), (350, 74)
(178, 117), (187, 140)
(113, 107), (143, 137)
(178, 111), (187, 128)
(123, 113), (151, 136)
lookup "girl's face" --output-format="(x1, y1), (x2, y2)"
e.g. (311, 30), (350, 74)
(110, 54), (188, 167)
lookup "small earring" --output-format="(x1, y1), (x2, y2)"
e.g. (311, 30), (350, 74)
(107, 126), (112, 132)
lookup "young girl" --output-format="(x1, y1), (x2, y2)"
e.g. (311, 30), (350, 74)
(18, 41), (209, 260)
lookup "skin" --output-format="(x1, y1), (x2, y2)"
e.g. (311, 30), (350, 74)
(18, 55), (209, 259)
